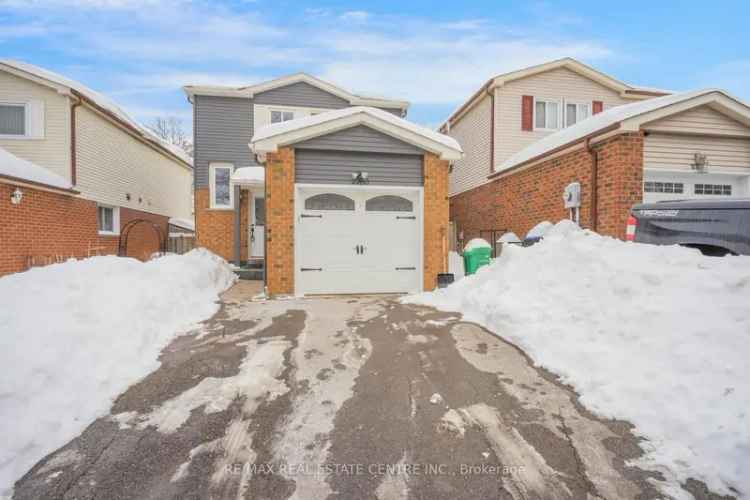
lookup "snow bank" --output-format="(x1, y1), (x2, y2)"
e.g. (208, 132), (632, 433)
(0, 249), (236, 495)
(497, 231), (521, 244)
(406, 221), (750, 497)
(0, 146), (73, 190)
(525, 220), (553, 239)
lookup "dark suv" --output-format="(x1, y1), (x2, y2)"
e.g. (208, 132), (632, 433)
(628, 199), (750, 256)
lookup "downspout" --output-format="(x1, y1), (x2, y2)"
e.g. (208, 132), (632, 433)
(234, 185), (241, 267)
(488, 87), (495, 174)
(586, 138), (598, 232)
(70, 100), (81, 186)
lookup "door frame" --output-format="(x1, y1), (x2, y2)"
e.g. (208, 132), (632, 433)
(249, 189), (265, 258)
(293, 183), (424, 296)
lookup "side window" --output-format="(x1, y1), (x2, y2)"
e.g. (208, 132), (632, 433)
(210, 163), (234, 208)
(304, 193), (355, 211)
(97, 205), (120, 235)
(565, 102), (590, 127)
(365, 195), (413, 212)
(0, 103), (27, 136)
(534, 99), (560, 130)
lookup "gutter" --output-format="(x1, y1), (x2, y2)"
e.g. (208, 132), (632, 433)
(488, 122), (621, 180)
(0, 173), (79, 195)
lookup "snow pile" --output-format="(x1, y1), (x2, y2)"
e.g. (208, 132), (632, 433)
(0, 146), (73, 190)
(464, 238), (491, 251)
(406, 221), (750, 497)
(525, 220), (553, 239)
(497, 231), (521, 244)
(0, 249), (236, 495)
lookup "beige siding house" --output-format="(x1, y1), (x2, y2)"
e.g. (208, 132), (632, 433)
(0, 60), (193, 274)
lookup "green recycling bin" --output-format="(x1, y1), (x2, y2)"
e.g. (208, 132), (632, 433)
(463, 244), (492, 275)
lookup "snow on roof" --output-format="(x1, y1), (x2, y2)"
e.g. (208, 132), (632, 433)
(231, 166), (265, 186)
(0, 60), (192, 166)
(168, 217), (195, 231)
(495, 89), (727, 174)
(252, 106), (462, 156)
(0, 146), (73, 191)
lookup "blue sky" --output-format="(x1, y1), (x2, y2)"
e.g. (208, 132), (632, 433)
(2, 0), (749, 133)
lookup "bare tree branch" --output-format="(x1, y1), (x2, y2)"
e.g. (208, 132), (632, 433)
(148, 116), (193, 157)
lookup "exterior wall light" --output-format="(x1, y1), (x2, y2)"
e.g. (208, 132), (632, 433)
(691, 153), (709, 173)
(10, 188), (23, 205)
(351, 171), (370, 185)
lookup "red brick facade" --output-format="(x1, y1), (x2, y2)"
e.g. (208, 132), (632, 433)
(194, 188), (249, 262)
(0, 182), (168, 276)
(423, 153), (450, 291)
(265, 147), (295, 296)
(450, 132), (644, 243)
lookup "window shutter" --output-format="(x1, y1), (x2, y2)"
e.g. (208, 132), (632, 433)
(592, 100), (603, 115)
(28, 100), (45, 138)
(521, 95), (533, 131)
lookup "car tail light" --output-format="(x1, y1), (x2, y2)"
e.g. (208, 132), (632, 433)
(626, 215), (637, 241)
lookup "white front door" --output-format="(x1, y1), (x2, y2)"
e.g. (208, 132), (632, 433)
(295, 186), (422, 295)
(250, 194), (265, 258)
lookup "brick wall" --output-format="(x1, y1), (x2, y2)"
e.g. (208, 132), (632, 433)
(450, 132), (644, 243)
(423, 153), (450, 291)
(119, 207), (169, 261)
(194, 187), (248, 262)
(265, 147), (295, 296)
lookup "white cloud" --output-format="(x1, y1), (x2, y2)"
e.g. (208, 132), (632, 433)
(339, 10), (370, 23)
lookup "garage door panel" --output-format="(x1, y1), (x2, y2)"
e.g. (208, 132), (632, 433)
(296, 187), (421, 295)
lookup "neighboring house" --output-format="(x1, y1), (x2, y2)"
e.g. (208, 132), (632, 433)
(0, 60), (193, 275)
(461, 88), (750, 240)
(441, 58), (672, 241)
(185, 74), (462, 295)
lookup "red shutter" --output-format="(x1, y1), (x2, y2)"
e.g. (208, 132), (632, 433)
(521, 95), (533, 131)
(592, 100), (603, 114)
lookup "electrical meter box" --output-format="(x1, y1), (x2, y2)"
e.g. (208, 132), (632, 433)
(563, 182), (581, 208)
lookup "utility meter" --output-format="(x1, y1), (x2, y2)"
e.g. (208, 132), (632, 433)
(563, 182), (581, 208)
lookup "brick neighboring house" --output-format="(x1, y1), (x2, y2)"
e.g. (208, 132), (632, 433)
(0, 60), (193, 275)
(456, 89), (750, 241)
(185, 74), (462, 296)
(440, 58), (676, 243)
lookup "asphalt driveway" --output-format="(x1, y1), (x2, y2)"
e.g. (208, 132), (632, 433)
(12, 281), (708, 499)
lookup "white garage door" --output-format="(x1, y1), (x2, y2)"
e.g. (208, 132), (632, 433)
(295, 186), (422, 295)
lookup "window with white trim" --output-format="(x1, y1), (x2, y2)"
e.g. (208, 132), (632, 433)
(97, 205), (120, 235)
(209, 163), (234, 208)
(0, 103), (27, 137)
(534, 99), (560, 130)
(565, 102), (590, 127)
(695, 183), (732, 196)
(270, 110), (295, 124)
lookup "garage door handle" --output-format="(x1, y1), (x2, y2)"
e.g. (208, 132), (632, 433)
(396, 267), (416, 271)
(396, 216), (416, 220)
(301, 214), (323, 218)
(301, 267), (323, 272)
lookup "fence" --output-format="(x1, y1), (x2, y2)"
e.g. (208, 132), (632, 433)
(167, 233), (195, 254)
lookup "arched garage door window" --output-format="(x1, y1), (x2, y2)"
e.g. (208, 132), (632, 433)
(305, 193), (355, 211)
(365, 195), (413, 212)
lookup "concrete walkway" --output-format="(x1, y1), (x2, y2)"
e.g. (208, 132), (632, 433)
(12, 282), (727, 499)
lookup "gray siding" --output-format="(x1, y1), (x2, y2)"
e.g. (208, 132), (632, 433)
(296, 149), (423, 186)
(254, 81), (350, 109)
(194, 95), (256, 188)
(295, 125), (423, 154)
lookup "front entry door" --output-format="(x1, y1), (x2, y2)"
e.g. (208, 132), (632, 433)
(251, 195), (265, 257)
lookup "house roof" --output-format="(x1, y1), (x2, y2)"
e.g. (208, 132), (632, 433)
(0, 60), (193, 168)
(440, 58), (671, 131)
(251, 106), (463, 161)
(0, 146), (77, 193)
(184, 72), (410, 111)
(492, 88), (750, 177)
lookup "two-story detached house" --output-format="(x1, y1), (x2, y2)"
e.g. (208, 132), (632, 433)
(185, 73), (463, 296)
(442, 58), (670, 242)
(0, 60), (193, 275)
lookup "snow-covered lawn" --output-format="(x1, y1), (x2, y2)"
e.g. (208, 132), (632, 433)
(406, 221), (750, 498)
(0, 249), (236, 496)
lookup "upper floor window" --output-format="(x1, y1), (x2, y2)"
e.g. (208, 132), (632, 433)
(0, 103), (27, 137)
(209, 163), (234, 209)
(534, 99), (560, 130)
(271, 110), (295, 124)
(565, 102), (590, 127)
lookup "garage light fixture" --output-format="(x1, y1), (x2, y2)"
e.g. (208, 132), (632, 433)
(351, 171), (369, 185)
(691, 153), (708, 173)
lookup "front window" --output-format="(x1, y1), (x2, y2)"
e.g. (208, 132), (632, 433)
(97, 205), (119, 235)
(210, 163), (234, 208)
(271, 110), (295, 124)
(534, 99), (559, 130)
(0, 103), (26, 136)
(565, 102), (590, 127)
